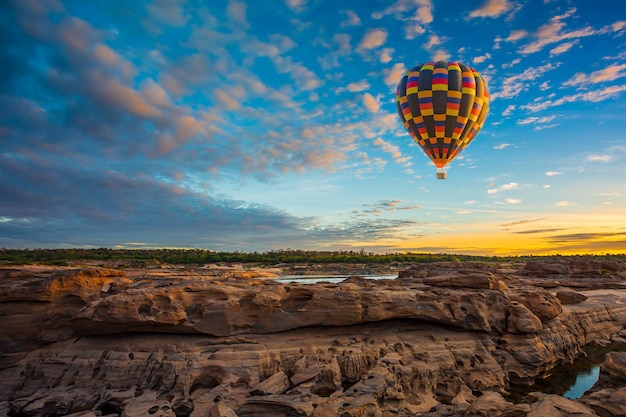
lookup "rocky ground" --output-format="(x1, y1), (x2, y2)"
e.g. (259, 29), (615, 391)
(1, 259), (626, 416)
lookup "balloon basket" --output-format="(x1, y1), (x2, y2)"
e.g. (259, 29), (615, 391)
(436, 172), (447, 180)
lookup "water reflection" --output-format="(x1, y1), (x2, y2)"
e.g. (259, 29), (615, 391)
(508, 343), (626, 402)
(563, 366), (600, 399)
(274, 274), (397, 284)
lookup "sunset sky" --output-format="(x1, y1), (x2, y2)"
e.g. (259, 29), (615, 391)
(2, 0), (626, 255)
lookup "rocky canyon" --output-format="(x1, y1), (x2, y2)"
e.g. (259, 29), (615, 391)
(2, 258), (626, 416)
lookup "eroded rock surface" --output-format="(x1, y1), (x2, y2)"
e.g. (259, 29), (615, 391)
(1, 260), (626, 416)
(580, 351), (626, 416)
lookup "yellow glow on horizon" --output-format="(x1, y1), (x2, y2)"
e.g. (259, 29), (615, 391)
(352, 210), (626, 256)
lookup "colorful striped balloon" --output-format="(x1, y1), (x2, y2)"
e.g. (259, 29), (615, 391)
(396, 60), (490, 179)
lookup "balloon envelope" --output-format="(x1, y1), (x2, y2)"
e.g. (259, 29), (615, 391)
(396, 60), (490, 178)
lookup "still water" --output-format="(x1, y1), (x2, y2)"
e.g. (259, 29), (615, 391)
(563, 366), (600, 399)
(509, 343), (626, 401)
(274, 274), (397, 284)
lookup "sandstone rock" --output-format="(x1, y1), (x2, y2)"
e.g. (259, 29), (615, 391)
(121, 392), (176, 417)
(568, 259), (617, 278)
(508, 301), (543, 333)
(580, 387), (626, 417)
(63, 412), (107, 417)
(523, 261), (571, 277)
(501, 403), (532, 416)
(311, 392), (381, 417)
(465, 392), (514, 417)
(250, 370), (290, 395)
(557, 291), (588, 304)
(525, 392), (598, 416)
(70, 274), (510, 336)
(600, 351), (626, 384)
(574, 350), (626, 416)
(0, 267), (131, 361)
(291, 364), (322, 386)
(2, 261), (626, 417)
(209, 401), (238, 417)
(422, 272), (505, 290)
(236, 395), (315, 417)
(509, 289), (563, 322)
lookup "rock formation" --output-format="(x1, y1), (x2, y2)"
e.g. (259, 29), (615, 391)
(1, 260), (626, 416)
(580, 351), (626, 416)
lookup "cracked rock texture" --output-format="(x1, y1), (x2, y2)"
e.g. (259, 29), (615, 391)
(1, 259), (626, 416)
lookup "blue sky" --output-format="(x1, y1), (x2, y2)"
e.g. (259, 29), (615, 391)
(2, 0), (626, 255)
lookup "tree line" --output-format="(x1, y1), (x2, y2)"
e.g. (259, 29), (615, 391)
(1, 248), (624, 266)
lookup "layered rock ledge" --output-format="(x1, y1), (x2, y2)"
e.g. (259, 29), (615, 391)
(1, 259), (626, 416)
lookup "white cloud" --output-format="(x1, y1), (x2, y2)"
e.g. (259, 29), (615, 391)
(341, 10), (361, 27)
(385, 63), (407, 86)
(492, 62), (559, 99)
(404, 23), (426, 39)
(501, 182), (519, 190)
(545, 171), (561, 176)
(374, 137), (412, 167)
(502, 58), (521, 69)
(549, 40), (577, 56)
(586, 154), (613, 162)
(502, 105), (515, 116)
(522, 84), (626, 112)
(285, 0), (307, 12)
(357, 28), (388, 50)
(346, 80), (370, 92)
(372, 0), (433, 20)
(505, 30), (527, 42)
(415, 2), (434, 24)
(432, 49), (450, 62)
(505, 198), (521, 204)
(563, 63), (626, 87)
(214, 88), (241, 110)
(534, 123), (558, 130)
(227, 0), (248, 25)
(517, 115), (556, 125)
(425, 34), (442, 49)
(493, 143), (512, 150)
(517, 8), (625, 55)
(141, 79), (171, 108)
(379, 48), (393, 63)
(473, 53), (492, 64)
(487, 182), (519, 194)
(145, 0), (190, 28)
(363, 93), (380, 113)
(468, 0), (512, 18)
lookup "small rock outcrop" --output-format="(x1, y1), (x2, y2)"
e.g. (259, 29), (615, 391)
(580, 351), (626, 416)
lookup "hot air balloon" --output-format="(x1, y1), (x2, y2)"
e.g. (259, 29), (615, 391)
(395, 60), (490, 179)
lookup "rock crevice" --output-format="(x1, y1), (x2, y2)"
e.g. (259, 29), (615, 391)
(2, 260), (626, 416)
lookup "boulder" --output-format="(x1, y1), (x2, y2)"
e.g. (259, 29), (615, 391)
(580, 387), (626, 417)
(508, 301), (543, 333)
(250, 370), (290, 396)
(509, 289), (563, 322)
(465, 392), (514, 417)
(525, 392), (597, 416)
(523, 261), (571, 276)
(556, 291), (588, 305)
(209, 401), (238, 417)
